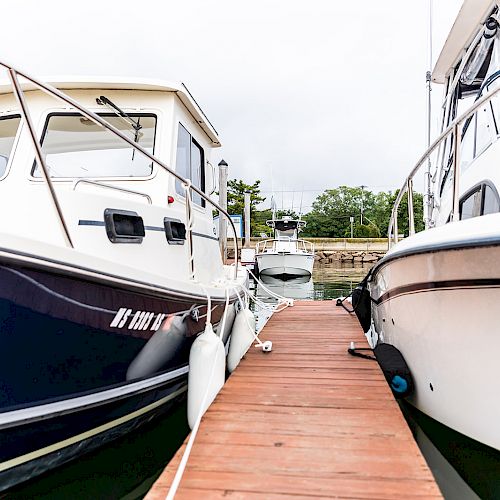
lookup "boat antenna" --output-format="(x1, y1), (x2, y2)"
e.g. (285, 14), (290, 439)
(299, 190), (304, 220)
(424, 0), (433, 229)
(270, 163), (276, 222)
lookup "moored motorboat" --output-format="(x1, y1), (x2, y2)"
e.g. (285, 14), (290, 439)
(255, 217), (314, 278)
(0, 63), (247, 489)
(362, 0), (500, 451)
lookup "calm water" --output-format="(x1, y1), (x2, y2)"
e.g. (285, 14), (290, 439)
(6, 262), (500, 498)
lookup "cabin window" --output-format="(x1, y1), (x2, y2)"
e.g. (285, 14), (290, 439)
(459, 183), (500, 220)
(32, 113), (156, 178)
(460, 188), (482, 220)
(482, 184), (500, 215)
(175, 123), (205, 207)
(0, 115), (21, 179)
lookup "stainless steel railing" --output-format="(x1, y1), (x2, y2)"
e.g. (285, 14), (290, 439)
(73, 179), (153, 204)
(255, 238), (314, 254)
(388, 83), (500, 248)
(0, 61), (240, 279)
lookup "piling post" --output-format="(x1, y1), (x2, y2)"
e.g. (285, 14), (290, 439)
(244, 191), (251, 248)
(218, 159), (228, 262)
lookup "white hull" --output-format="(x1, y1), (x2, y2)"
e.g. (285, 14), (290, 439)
(256, 252), (314, 277)
(257, 275), (313, 300)
(369, 216), (500, 450)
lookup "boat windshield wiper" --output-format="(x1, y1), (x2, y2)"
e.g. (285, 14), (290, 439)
(96, 95), (143, 141)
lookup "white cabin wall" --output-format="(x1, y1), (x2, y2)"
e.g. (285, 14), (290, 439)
(0, 88), (223, 285)
(171, 96), (223, 284)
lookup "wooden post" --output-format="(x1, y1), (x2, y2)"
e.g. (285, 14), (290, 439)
(218, 160), (228, 262)
(244, 191), (251, 248)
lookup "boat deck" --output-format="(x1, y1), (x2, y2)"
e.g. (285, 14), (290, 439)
(146, 301), (441, 499)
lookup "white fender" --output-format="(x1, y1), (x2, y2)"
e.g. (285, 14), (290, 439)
(126, 315), (188, 380)
(187, 324), (225, 429)
(227, 308), (255, 373)
(216, 303), (236, 344)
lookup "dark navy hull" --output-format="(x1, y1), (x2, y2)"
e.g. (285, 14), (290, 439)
(0, 258), (226, 491)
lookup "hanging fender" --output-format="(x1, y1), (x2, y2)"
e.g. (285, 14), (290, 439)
(227, 307), (255, 373)
(126, 315), (189, 381)
(216, 302), (237, 344)
(351, 286), (372, 333)
(373, 343), (414, 399)
(187, 324), (225, 429)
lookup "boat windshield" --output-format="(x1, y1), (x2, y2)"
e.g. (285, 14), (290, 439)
(32, 113), (156, 178)
(0, 115), (21, 178)
(273, 220), (299, 232)
(276, 229), (296, 239)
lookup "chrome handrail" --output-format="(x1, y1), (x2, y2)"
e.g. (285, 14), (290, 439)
(0, 61), (239, 279)
(388, 83), (500, 248)
(255, 238), (314, 254)
(72, 179), (153, 204)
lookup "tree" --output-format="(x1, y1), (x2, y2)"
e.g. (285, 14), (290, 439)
(226, 179), (266, 236)
(387, 190), (425, 237)
(301, 186), (376, 237)
(301, 186), (424, 238)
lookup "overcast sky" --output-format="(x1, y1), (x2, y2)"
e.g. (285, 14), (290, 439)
(0, 0), (463, 212)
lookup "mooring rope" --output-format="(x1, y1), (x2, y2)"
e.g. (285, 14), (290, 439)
(165, 270), (292, 498)
(166, 284), (220, 500)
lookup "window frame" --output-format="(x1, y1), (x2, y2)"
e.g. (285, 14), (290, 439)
(458, 180), (500, 220)
(175, 122), (206, 208)
(0, 113), (22, 182)
(30, 111), (159, 181)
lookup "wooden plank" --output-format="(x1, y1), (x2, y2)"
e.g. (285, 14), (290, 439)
(146, 301), (441, 499)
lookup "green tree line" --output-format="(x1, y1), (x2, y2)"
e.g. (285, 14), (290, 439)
(226, 181), (424, 238)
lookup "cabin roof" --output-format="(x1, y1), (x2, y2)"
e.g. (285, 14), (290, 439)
(432, 0), (495, 84)
(0, 76), (221, 146)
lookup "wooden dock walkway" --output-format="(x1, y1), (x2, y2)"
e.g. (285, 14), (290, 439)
(146, 301), (441, 499)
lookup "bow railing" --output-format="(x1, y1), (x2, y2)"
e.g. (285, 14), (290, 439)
(388, 82), (500, 248)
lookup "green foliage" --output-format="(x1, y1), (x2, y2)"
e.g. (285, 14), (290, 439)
(221, 179), (425, 239)
(226, 179), (266, 236)
(300, 185), (424, 238)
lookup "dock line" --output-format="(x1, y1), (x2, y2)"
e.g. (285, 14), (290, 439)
(166, 279), (291, 499)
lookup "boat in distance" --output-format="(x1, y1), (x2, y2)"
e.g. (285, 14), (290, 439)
(255, 217), (315, 278)
(360, 0), (500, 452)
(0, 63), (247, 490)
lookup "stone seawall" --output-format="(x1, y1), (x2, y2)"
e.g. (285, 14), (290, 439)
(315, 250), (385, 264)
(227, 238), (388, 263)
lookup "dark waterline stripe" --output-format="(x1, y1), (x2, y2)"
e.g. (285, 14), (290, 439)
(375, 278), (500, 305)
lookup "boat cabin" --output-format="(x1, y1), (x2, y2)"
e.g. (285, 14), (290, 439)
(432, 0), (500, 225)
(0, 77), (224, 283)
(266, 217), (306, 241)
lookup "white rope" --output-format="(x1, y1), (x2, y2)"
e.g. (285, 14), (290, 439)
(232, 286), (279, 350)
(165, 270), (290, 498)
(246, 267), (294, 306)
(165, 283), (218, 500)
(182, 181), (195, 281)
(217, 288), (230, 339)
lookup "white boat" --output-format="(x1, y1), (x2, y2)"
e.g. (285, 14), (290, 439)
(256, 274), (314, 301)
(0, 62), (247, 489)
(255, 217), (315, 277)
(362, 0), (500, 451)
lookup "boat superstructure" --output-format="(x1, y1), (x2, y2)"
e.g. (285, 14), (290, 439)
(255, 217), (314, 277)
(364, 0), (500, 451)
(0, 63), (247, 489)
